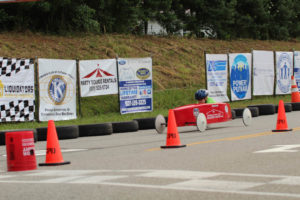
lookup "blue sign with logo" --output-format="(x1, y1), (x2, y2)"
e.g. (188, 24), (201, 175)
(119, 80), (152, 114)
(207, 60), (226, 71)
(230, 54), (250, 99)
(118, 58), (153, 114)
(48, 75), (67, 105)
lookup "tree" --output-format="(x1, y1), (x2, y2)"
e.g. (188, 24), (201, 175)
(268, 0), (294, 40)
(177, 0), (236, 39)
(234, 0), (270, 39)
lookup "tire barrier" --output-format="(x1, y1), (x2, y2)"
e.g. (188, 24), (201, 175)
(248, 104), (275, 115)
(2, 102), (296, 141)
(37, 125), (79, 141)
(232, 107), (259, 118)
(133, 117), (156, 130)
(275, 103), (292, 113)
(0, 129), (38, 146)
(291, 102), (300, 111)
(78, 123), (112, 137)
(231, 109), (236, 119)
(232, 108), (244, 118)
(248, 107), (259, 117)
(112, 120), (139, 133)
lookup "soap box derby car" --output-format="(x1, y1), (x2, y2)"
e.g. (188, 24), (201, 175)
(155, 102), (252, 133)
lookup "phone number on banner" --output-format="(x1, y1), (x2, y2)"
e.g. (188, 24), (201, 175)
(124, 99), (146, 107)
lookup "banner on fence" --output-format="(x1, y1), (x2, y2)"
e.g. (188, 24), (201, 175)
(205, 54), (229, 102)
(294, 51), (300, 89)
(229, 53), (252, 101)
(253, 50), (275, 96)
(275, 52), (293, 95)
(38, 58), (77, 121)
(79, 59), (118, 97)
(0, 58), (35, 122)
(118, 57), (153, 114)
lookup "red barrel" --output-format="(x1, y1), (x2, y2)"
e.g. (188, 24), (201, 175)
(6, 131), (37, 172)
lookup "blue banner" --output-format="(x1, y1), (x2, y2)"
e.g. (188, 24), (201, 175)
(229, 53), (252, 101)
(118, 58), (153, 114)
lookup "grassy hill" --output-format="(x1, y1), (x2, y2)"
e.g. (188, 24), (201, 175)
(0, 32), (297, 128)
(1, 32), (300, 90)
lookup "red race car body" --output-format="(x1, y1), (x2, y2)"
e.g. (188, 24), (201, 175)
(173, 103), (232, 127)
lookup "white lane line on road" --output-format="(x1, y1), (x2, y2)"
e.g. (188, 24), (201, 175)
(138, 170), (220, 179)
(1, 149), (88, 157)
(25, 170), (105, 176)
(271, 177), (300, 185)
(148, 127), (300, 152)
(147, 131), (279, 151)
(254, 144), (300, 153)
(80, 181), (300, 199)
(168, 179), (264, 191)
(40, 176), (85, 183)
(0, 175), (16, 179)
(0, 179), (299, 198)
(69, 176), (127, 184)
(1, 170), (300, 198)
(35, 149), (88, 156)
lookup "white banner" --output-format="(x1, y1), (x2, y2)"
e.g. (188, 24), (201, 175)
(205, 54), (229, 102)
(118, 57), (153, 114)
(253, 50), (275, 96)
(38, 58), (77, 121)
(275, 52), (293, 95)
(0, 58), (35, 122)
(294, 51), (300, 89)
(79, 59), (118, 97)
(229, 53), (252, 101)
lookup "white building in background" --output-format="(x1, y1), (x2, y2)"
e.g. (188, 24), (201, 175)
(146, 20), (167, 35)
(145, 20), (215, 37)
(146, 20), (185, 36)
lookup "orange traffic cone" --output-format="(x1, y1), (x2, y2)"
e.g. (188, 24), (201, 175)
(161, 109), (186, 148)
(291, 75), (300, 103)
(39, 120), (71, 166)
(272, 100), (292, 132)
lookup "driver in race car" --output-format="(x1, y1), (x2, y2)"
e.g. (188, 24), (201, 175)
(195, 89), (216, 104)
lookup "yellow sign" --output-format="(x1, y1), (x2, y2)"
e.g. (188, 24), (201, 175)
(0, 80), (4, 98)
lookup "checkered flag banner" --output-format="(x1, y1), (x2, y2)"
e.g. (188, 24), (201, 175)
(0, 57), (35, 122)
(0, 57), (34, 77)
(0, 100), (35, 122)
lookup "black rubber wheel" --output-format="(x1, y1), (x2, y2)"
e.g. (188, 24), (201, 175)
(37, 125), (79, 141)
(0, 129), (38, 146)
(112, 120), (139, 133)
(248, 104), (275, 115)
(291, 102), (300, 111)
(247, 107), (259, 117)
(134, 117), (156, 130)
(275, 103), (292, 113)
(231, 109), (236, 119)
(79, 123), (112, 137)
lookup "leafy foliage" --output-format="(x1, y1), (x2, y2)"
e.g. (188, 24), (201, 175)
(0, 0), (300, 40)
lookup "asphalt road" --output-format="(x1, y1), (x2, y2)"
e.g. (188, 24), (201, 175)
(1, 111), (300, 200)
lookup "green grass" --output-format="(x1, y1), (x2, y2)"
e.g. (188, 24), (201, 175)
(0, 32), (297, 131)
(0, 87), (291, 131)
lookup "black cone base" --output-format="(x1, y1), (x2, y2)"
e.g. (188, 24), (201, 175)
(272, 129), (293, 132)
(161, 144), (186, 149)
(39, 161), (71, 166)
